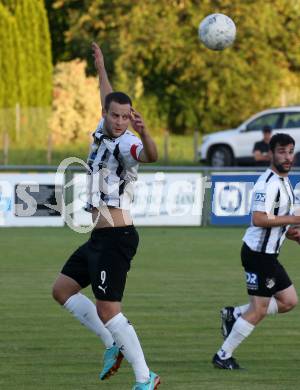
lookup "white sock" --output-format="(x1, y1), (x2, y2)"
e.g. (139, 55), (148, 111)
(234, 297), (278, 318)
(105, 313), (149, 383)
(218, 316), (254, 359)
(64, 293), (114, 349)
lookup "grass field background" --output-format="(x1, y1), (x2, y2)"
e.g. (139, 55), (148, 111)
(0, 134), (198, 166)
(1, 226), (300, 390)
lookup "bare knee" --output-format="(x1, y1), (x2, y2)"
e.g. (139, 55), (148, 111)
(281, 295), (298, 312)
(96, 301), (121, 324)
(52, 274), (81, 305)
(52, 283), (68, 305)
(276, 286), (298, 313)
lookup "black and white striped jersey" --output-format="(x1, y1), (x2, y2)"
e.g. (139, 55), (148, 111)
(243, 168), (295, 254)
(86, 119), (143, 210)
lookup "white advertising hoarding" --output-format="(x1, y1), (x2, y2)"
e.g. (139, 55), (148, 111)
(72, 172), (203, 227)
(0, 173), (64, 227)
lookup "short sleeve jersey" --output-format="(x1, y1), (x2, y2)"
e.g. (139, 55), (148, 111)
(243, 168), (295, 254)
(86, 119), (143, 210)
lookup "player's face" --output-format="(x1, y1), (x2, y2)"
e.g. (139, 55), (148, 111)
(271, 143), (295, 174)
(103, 101), (131, 138)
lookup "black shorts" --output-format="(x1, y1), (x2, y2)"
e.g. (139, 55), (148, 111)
(61, 225), (139, 301)
(241, 243), (292, 297)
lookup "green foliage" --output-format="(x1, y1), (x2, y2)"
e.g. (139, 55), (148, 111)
(46, 0), (300, 136)
(0, 4), (17, 108)
(49, 59), (100, 145)
(0, 0), (52, 109)
(0, 0), (53, 145)
(15, 0), (53, 107)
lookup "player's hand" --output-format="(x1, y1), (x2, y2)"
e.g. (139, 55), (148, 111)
(92, 42), (105, 72)
(286, 227), (300, 244)
(130, 108), (146, 136)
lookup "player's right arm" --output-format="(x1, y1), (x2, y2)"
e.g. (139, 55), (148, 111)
(92, 42), (113, 109)
(251, 180), (300, 227)
(252, 212), (300, 227)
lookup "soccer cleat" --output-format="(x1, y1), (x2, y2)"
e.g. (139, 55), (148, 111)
(212, 353), (241, 370)
(131, 371), (161, 390)
(99, 344), (123, 380)
(220, 306), (236, 339)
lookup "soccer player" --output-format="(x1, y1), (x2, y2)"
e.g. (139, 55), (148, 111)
(52, 42), (160, 389)
(212, 133), (300, 369)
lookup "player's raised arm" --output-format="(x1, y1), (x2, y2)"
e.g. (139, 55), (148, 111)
(92, 42), (113, 109)
(130, 108), (158, 163)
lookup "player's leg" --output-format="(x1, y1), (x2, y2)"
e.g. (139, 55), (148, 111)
(221, 244), (283, 339)
(213, 295), (269, 369)
(221, 296), (279, 339)
(90, 227), (160, 388)
(52, 245), (115, 349)
(224, 264), (297, 327)
(214, 244), (276, 369)
(274, 284), (298, 312)
(96, 300), (160, 389)
(226, 284), (296, 324)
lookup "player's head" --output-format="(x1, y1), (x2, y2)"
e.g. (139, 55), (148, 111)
(269, 133), (295, 174)
(262, 125), (272, 143)
(103, 92), (132, 138)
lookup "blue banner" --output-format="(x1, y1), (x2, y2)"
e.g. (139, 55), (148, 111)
(211, 173), (300, 225)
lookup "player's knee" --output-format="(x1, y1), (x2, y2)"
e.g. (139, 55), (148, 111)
(96, 301), (121, 324)
(52, 283), (67, 305)
(96, 305), (111, 323)
(283, 295), (298, 312)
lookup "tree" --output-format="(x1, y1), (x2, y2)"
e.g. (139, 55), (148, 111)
(15, 0), (53, 107)
(0, 3), (18, 108)
(46, 0), (300, 134)
(49, 59), (100, 145)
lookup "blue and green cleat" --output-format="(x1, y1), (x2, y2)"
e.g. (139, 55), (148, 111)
(132, 371), (161, 390)
(99, 344), (123, 380)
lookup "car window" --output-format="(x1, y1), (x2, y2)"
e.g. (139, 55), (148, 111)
(246, 113), (281, 131)
(282, 112), (300, 129)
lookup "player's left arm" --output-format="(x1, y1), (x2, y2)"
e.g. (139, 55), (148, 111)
(130, 108), (158, 163)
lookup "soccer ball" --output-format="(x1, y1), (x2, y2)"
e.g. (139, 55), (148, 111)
(199, 13), (236, 51)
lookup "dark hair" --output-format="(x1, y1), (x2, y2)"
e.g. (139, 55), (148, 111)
(269, 133), (295, 152)
(104, 92), (132, 111)
(262, 125), (272, 133)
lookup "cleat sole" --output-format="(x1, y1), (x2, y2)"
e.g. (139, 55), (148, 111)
(101, 352), (124, 380)
(154, 376), (161, 389)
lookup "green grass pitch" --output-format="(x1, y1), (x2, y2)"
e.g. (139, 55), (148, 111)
(1, 226), (300, 390)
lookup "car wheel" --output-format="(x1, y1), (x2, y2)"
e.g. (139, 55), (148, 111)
(209, 146), (233, 167)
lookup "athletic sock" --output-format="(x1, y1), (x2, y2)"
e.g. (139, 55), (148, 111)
(64, 293), (114, 348)
(234, 297), (278, 319)
(105, 313), (149, 383)
(217, 316), (255, 359)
